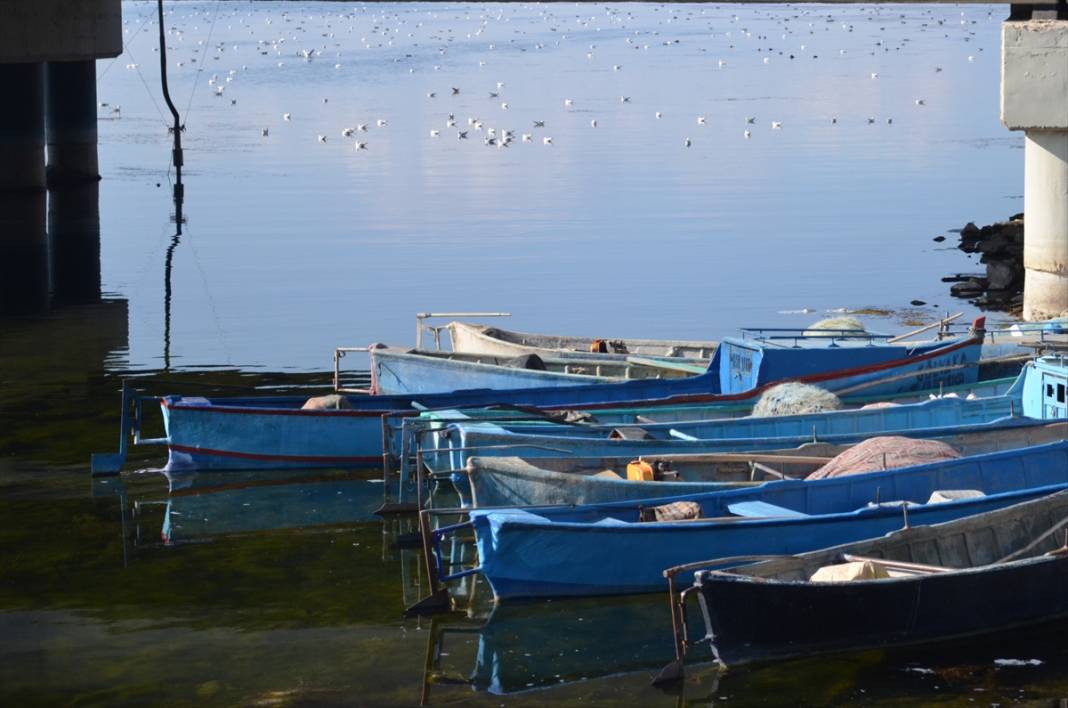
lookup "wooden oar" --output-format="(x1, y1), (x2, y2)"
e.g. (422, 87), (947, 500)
(886, 312), (963, 344)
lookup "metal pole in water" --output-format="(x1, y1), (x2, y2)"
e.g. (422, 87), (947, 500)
(157, 0), (184, 370)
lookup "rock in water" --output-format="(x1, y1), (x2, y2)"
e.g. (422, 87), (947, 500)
(751, 382), (842, 418)
(803, 316), (865, 337)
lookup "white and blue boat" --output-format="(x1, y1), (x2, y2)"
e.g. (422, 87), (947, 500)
(371, 326), (982, 396)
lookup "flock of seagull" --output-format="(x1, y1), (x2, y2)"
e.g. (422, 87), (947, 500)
(116, 3), (993, 156)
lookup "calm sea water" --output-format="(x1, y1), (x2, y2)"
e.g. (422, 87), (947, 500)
(3, 2), (1061, 705)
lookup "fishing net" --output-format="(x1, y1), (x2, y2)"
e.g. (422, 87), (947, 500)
(806, 436), (960, 480)
(803, 316), (865, 337)
(751, 382), (843, 418)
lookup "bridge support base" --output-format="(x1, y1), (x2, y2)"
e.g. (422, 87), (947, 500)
(0, 63), (45, 192)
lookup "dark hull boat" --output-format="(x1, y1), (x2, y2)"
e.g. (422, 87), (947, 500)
(658, 490), (1068, 678)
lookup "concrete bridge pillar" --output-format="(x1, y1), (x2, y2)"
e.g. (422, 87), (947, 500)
(0, 63), (45, 192)
(48, 183), (101, 305)
(1002, 9), (1068, 320)
(46, 60), (100, 186)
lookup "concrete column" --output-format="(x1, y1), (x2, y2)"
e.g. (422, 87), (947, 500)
(48, 182), (101, 305)
(0, 62), (45, 192)
(1023, 131), (1068, 320)
(45, 60), (100, 186)
(1002, 18), (1068, 321)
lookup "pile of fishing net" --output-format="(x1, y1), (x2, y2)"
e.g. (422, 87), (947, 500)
(803, 316), (865, 337)
(751, 382), (843, 418)
(806, 436), (961, 480)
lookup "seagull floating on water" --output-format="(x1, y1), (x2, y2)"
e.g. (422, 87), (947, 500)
(376, 119), (387, 127)
(533, 120), (545, 128)
(684, 137), (691, 147)
(771, 121), (782, 129)
(697, 116), (706, 125)
(744, 130), (751, 138)
(342, 127), (354, 137)
(317, 135), (327, 143)
(543, 136), (553, 145)
(283, 112), (291, 121)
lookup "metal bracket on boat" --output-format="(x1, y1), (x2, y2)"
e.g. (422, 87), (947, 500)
(654, 555), (792, 687)
(90, 380), (168, 477)
(414, 311), (511, 350)
(405, 509), (470, 617)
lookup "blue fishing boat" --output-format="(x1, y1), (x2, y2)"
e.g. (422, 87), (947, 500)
(459, 416), (1068, 508)
(426, 439), (1068, 602)
(408, 355), (1065, 494)
(657, 490), (1068, 676)
(92, 324), (988, 476)
(371, 327), (982, 396)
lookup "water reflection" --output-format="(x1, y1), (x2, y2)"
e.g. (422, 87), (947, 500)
(48, 183), (101, 306)
(421, 593), (694, 702)
(0, 191), (48, 315)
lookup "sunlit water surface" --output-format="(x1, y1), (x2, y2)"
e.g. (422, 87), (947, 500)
(4, 2), (1059, 706)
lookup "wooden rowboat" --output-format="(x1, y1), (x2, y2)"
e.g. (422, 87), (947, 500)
(658, 489), (1068, 675)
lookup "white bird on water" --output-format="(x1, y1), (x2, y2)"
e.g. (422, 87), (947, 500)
(915, 98), (926, 106)
(430, 129), (440, 137)
(543, 136), (553, 145)
(655, 112), (663, 119)
(771, 121), (782, 129)
(317, 134), (327, 143)
(745, 116), (756, 124)
(684, 137), (691, 147)
(744, 130), (751, 138)
(620, 96), (630, 103)
(522, 133), (532, 142)
(870, 72), (878, 79)
(501, 102), (509, 110)
(590, 119), (597, 128)
(357, 124), (367, 132)
(564, 98), (573, 107)
(376, 119), (387, 127)
(354, 141), (367, 150)
(342, 127), (354, 137)
(283, 112), (291, 121)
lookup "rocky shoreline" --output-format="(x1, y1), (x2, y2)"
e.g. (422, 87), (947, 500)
(944, 213), (1024, 314)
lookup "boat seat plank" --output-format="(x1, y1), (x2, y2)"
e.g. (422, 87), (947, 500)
(727, 501), (809, 519)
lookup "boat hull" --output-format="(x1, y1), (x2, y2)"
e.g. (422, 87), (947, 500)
(464, 441), (1068, 600)
(699, 554), (1068, 666)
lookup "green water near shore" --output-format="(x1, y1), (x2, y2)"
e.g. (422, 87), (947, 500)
(4, 317), (1068, 706)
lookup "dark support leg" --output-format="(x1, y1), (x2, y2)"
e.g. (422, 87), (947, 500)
(0, 190), (48, 314)
(48, 181), (101, 305)
(45, 60), (100, 186)
(0, 63), (46, 192)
